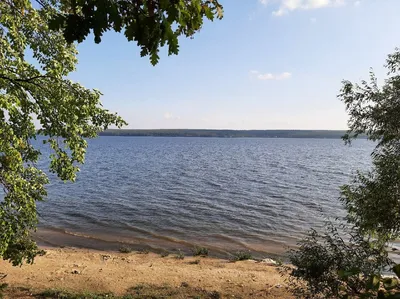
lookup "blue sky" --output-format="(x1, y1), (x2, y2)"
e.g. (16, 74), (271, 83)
(69, 0), (400, 130)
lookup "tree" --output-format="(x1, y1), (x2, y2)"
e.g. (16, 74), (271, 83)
(287, 49), (400, 298)
(339, 50), (400, 242)
(0, 0), (223, 266)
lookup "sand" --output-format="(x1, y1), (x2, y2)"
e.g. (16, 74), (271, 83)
(0, 247), (293, 298)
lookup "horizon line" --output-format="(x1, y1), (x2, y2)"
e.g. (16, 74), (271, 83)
(106, 128), (349, 131)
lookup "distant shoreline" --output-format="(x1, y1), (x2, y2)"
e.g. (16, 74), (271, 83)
(100, 129), (361, 139)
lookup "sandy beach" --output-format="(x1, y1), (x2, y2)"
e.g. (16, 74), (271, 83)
(0, 247), (293, 298)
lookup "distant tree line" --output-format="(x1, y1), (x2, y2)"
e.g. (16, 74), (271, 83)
(99, 129), (365, 139)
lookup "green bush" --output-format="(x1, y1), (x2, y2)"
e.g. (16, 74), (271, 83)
(119, 246), (132, 254)
(137, 249), (149, 254)
(192, 246), (209, 257)
(287, 48), (400, 299)
(175, 250), (185, 260)
(230, 250), (252, 262)
(286, 224), (392, 298)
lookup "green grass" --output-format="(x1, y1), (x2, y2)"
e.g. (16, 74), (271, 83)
(230, 250), (253, 262)
(38, 289), (120, 298)
(192, 246), (209, 257)
(125, 283), (220, 298)
(3, 284), (221, 299)
(0, 283), (8, 299)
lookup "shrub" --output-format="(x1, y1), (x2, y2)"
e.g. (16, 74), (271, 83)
(119, 246), (132, 254)
(175, 250), (185, 260)
(0, 283), (8, 299)
(160, 251), (169, 258)
(286, 224), (392, 298)
(230, 250), (252, 262)
(137, 249), (149, 254)
(192, 246), (209, 257)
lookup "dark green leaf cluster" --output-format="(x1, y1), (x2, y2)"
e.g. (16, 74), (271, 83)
(287, 224), (391, 298)
(192, 246), (208, 256)
(340, 145), (400, 241)
(340, 49), (400, 148)
(338, 49), (400, 241)
(48, 0), (224, 65)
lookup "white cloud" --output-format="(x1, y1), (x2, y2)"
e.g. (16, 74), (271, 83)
(250, 70), (292, 80)
(260, 0), (353, 16)
(354, 0), (361, 6)
(163, 112), (181, 120)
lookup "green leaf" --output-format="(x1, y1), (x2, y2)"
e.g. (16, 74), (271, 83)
(383, 278), (398, 290)
(0, 0), (126, 266)
(47, 0), (223, 65)
(366, 275), (381, 291)
(393, 265), (400, 278)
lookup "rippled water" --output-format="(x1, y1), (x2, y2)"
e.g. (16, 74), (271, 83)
(34, 137), (374, 258)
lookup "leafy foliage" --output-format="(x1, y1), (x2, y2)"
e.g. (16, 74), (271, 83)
(287, 224), (391, 298)
(192, 246), (208, 257)
(339, 49), (400, 241)
(0, 0), (121, 266)
(230, 250), (252, 262)
(287, 48), (400, 298)
(175, 249), (185, 259)
(119, 245), (133, 253)
(340, 147), (400, 241)
(1, 0), (221, 266)
(47, 0), (224, 65)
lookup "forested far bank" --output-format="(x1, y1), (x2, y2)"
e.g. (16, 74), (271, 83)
(99, 129), (365, 139)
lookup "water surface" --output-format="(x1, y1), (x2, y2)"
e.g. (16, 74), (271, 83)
(35, 137), (373, 258)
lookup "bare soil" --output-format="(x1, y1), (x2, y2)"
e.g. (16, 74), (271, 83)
(0, 247), (293, 298)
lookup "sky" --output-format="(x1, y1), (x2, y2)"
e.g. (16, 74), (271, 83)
(69, 0), (400, 130)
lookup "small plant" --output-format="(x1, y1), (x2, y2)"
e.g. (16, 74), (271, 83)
(160, 251), (169, 258)
(0, 283), (8, 299)
(129, 284), (145, 295)
(175, 250), (185, 260)
(137, 249), (149, 254)
(189, 259), (201, 265)
(39, 289), (118, 298)
(275, 258), (283, 266)
(192, 246), (209, 257)
(0, 273), (7, 299)
(230, 250), (252, 262)
(119, 245), (132, 253)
